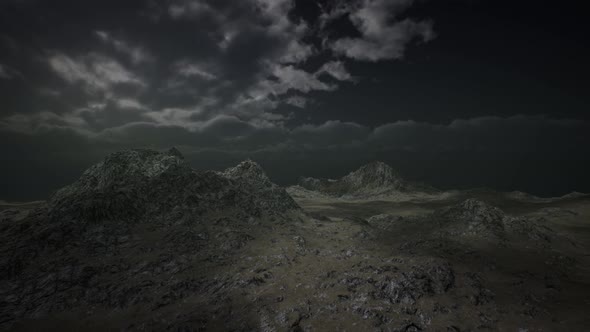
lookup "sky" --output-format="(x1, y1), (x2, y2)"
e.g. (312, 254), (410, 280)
(1, 0), (589, 201)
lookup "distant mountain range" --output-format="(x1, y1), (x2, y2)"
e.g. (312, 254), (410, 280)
(293, 161), (438, 199)
(289, 161), (588, 202)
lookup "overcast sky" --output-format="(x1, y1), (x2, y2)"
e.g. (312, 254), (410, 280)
(1, 0), (589, 201)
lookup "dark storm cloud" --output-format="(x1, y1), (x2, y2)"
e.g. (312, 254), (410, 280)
(0, 0), (431, 136)
(94, 31), (155, 65)
(291, 120), (370, 146)
(0, 63), (23, 80)
(46, 52), (147, 93)
(323, 0), (435, 61)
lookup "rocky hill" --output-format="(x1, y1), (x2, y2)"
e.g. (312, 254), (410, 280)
(49, 148), (298, 223)
(293, 161), (437, 199)
(0, 148), (304, 330)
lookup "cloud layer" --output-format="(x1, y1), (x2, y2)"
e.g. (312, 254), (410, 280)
(0, 0), (434, 137)
(1, 0), (588, 200)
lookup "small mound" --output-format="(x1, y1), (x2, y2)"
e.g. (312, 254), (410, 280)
(435, 199), (556, 246)
(297, 177), (326, 192)
(435, 199), (508, 239)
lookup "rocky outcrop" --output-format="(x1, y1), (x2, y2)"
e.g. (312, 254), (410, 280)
(373, 260), (455, 305)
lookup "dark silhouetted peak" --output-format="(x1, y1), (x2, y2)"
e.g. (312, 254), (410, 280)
(168, 147), (184, 159)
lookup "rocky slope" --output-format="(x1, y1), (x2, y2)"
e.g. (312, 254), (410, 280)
(0, 148), (302, 330)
